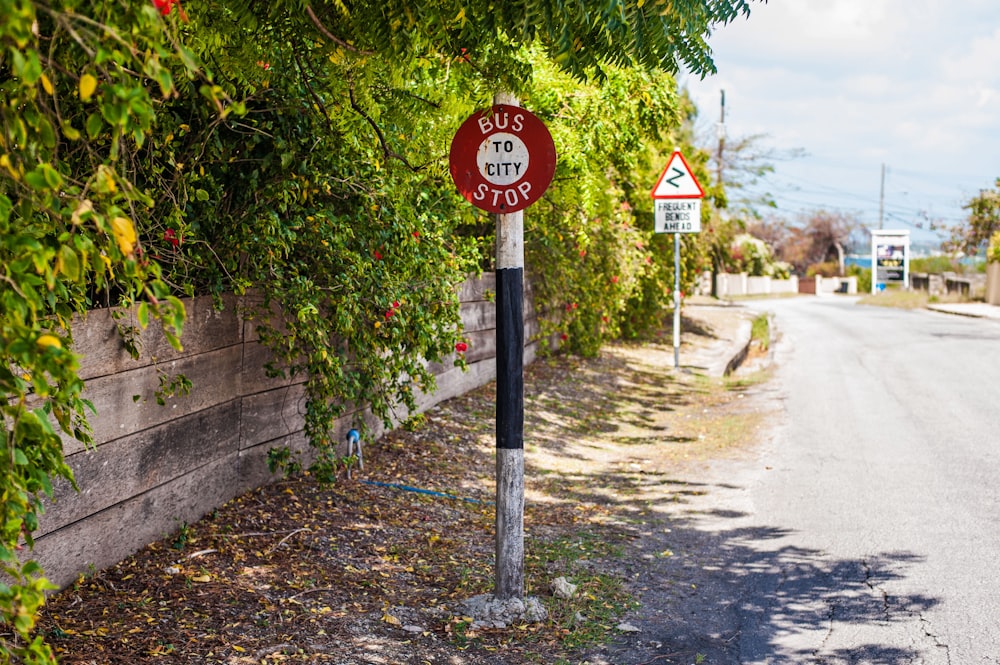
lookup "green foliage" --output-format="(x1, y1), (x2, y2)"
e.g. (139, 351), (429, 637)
(950, 179), (1000, 255)
(520, 58), (711, 350)
(299, 0), (752, 86)
(988, 231), (1000, 263)
(910, 255), (964, 274)
(0, 0), (757, 657)
(727, 233), (789, 277)
(0, 2), (198, 660)
(750, 314), (769, 352)
(806, 261), (840, 278)
(846, 264), (872, 294)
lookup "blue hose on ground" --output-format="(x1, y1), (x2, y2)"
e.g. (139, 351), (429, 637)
(360, 479), (493, 505)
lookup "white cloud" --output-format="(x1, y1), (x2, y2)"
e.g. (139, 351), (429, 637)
(684, 0), (1000, 236)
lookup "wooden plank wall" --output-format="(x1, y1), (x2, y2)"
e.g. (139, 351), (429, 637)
(32, 274), (542, 588)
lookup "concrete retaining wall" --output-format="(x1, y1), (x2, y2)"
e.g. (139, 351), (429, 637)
(912, 271), (988, 300)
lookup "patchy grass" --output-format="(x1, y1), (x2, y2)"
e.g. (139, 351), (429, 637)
(857, 290), (976, 310)
(750, 313), (770, 352)
(857, 290), (928, 309)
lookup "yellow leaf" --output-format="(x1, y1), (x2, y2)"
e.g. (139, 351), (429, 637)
(0, 154), (18, 180)
(79, 73), (98, 101)
(95, 164), (117, 193)
(232, 645), (245, 652)
(191, 574), (211, 583)
(40, 73), (53, 95)
(36, 334), (62, 349)
(382, 613), (401, 626)
(71, 199), (93, 225)
(111, 216), (137, 255)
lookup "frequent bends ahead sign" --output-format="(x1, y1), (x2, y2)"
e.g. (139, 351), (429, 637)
(651, 150), (705, 234)
(450, 104), (556, 214)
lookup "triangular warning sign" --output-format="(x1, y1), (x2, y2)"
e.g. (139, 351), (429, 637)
(651, 151), (705, 199)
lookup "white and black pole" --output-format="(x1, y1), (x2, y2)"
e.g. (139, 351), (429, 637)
(493, 94), (526, 599)
(449, 93), (556, 602)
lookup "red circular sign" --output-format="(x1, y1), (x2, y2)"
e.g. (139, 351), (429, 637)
(449, 104), (557, 214)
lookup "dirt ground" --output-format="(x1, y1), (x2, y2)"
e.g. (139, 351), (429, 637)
(34, 306), (776, 665)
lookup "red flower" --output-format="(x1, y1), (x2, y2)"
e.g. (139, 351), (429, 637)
(164, 228), (179, 248)
(152, 0), (175, 14)
(579, 250), (586, 258)
(374, 249), (383, 260)
(412, 231), (420, 240)
(392, 300), (400, 309)
(560, 333), (568, 341)
(611, 275), (619, 284)
(455, 342), (468, 353)
(385, 309), (394, 319)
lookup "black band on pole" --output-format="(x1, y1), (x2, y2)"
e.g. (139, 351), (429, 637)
(496, 266), (524, 450)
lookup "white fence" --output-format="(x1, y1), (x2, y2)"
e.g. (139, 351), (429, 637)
(715, 272), (800, 298)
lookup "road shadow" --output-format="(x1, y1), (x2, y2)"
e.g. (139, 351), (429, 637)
(514, 343), (944, 664)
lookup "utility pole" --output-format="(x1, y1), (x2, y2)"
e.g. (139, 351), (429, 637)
(710, 90), (725, 299)
(716, 89), (726, 185)
(879, 163), (885, 229)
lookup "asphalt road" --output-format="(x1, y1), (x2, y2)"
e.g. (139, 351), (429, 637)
(712, 296), (1000, 664)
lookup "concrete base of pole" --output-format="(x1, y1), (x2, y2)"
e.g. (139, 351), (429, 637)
(458, 594), (547, 630)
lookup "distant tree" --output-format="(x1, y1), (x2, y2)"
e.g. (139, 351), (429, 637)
(948, 178), (1000, 255)
(712, 133), (804, 217)
(746, 217), (790, 255)
(726, 233), (790, 278)
(777, 210), (859, 275)
(692, 113), (802, 294)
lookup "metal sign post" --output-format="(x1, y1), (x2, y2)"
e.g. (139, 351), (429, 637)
(652, 150), (705, 370)
(673, 232), (682, 368)
(450, 95), (556, 601)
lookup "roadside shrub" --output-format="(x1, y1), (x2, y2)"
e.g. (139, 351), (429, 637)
(806, 261), (840, 278)
(847, 265), (872, 293)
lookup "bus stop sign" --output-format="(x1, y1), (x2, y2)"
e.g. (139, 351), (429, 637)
(450, 104), (556, 214)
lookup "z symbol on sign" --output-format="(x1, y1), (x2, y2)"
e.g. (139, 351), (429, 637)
(664, 167), (685, 188)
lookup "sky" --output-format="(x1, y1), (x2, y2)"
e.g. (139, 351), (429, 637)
(682, 0), (1000, 249)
